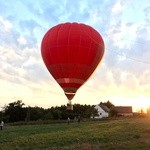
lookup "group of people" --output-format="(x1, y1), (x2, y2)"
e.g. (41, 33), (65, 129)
(67, 116), (80, 125)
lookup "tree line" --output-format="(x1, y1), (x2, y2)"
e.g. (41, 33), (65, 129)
(0, 100), (100, 123)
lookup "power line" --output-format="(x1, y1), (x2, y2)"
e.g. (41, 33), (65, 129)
(106, 49), (150, 65)
(82, 26), (150, 65)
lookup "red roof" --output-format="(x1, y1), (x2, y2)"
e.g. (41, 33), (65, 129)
(114, 106), (132, 113)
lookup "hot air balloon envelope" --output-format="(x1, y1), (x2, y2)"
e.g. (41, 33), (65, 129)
(41, 22), (105, 104)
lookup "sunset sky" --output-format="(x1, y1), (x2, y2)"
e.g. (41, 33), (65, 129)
(0, 0), (150, 112)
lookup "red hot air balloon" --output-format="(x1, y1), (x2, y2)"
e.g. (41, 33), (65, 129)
(41, 22), (105, 110)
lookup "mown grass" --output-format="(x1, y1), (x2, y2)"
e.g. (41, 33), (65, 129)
(0, 118), (150, 150)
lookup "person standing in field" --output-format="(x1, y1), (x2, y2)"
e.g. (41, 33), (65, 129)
(67, 117), (70, 125)
(0, 120), (4, 130)
(78, 115), (81, 123)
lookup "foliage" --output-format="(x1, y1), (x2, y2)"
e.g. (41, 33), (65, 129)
(0, 111), (3, 121)
(2, 101), (98, 123)
(29, 107), (45, 121)
(99, 100), (114, 109)
(109, 109), (118, 117)
(4, 100), (26, 123)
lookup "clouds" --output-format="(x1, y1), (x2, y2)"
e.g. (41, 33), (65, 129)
(0, 16), (13, 31)
(0, 0), (150, 110)
(112, 0), (123, 14)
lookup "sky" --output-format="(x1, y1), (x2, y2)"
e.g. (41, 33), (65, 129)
(0, 0), (150, 112)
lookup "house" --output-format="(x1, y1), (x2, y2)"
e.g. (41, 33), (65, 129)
(113, 106), (133, 116)
(92, 104), (110, 119)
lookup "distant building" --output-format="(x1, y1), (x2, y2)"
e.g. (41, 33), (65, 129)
(92, 104), (110, 119)
(113, 106), (133, 116)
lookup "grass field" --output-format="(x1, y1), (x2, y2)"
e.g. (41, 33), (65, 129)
(0, 118), (150, 150)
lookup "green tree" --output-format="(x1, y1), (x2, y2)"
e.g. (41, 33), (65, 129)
(4, 100), (26, 122)
(100, 100), (114, 109)
(109, 109), (118, 117)
(29, 106), (45, 121)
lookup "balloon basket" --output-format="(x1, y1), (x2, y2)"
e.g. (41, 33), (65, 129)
(67, 101), (73, 110)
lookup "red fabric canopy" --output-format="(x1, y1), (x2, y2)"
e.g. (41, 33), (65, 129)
(41, 22), (105, 100)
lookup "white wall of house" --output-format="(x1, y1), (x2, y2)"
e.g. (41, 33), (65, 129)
(94, 105), (109, 119)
